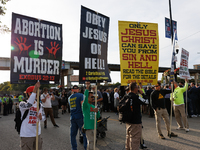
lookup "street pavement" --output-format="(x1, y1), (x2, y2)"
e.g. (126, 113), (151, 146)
(0, 110), (200, 150)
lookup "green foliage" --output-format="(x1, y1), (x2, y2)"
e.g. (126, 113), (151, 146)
(114, 82), (121, 87)
(0, 0), (10, 33)
(0, 81), (51, 93)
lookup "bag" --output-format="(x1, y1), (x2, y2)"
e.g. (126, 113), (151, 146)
(118, 95), (133, 123)
(14, 108), (29, 134)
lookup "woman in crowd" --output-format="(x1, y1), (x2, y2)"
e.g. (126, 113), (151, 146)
(61, 90), (68, 114)
(52, 90), (61, 118)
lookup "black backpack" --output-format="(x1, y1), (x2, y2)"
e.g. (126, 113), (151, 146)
(14, 108), (29, 134)
(118, 95), (133, 123)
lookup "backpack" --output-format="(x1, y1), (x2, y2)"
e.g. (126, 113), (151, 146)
(118, 95), (133, 123)
(14, 107), (29, 134)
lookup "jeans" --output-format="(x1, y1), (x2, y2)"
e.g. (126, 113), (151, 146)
(70, 118), (87, 150)
(52, 105), (58, 117)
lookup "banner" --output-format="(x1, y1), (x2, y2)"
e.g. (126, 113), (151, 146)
(165, 17), (178, 40)
(170, 31), (176, 82)
(79, 6), (111, 83)
(118, 21), (159, 86)
(179, 48), (191, 79)
(11, 13), (62, 84)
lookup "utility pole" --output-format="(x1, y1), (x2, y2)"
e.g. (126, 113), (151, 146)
(169, 0), (177, 82)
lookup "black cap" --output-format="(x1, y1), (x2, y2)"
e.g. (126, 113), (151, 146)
(73, 85), (79, 89)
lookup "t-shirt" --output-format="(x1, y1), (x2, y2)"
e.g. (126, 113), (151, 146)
(82, 89), (100, 130)
(171, 83), (188, 106)
(114, 92), (119, 99)
(151, 89), (171, 110)
(68, 93), (84, 120)
(40, 93), (52, 108)
(19, 93), (46, 137)
(114, 92), (119, 107)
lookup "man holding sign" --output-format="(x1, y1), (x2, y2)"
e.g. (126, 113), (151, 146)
(82, 81), (100, 150)
(19, 82), (46, 150)
(171, 79), (189, 132)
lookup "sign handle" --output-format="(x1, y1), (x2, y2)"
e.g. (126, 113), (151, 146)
(186, 80), (188, 118)
(93, 83), (97, 150)
(36, 88), (39, 150)
(140, 105), (143, 145)
(169, 83), (173, 138)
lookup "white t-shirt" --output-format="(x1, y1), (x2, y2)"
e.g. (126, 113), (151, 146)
(41, 93), (52, 108)
(114, 92), (119, 99)
(19, 93), (46, 137)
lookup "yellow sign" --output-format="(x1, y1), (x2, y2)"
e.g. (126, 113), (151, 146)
(118, 21), (159, 86)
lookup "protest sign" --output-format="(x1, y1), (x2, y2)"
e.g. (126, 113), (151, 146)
(179, 48), (191, 79)
(118, 21), (159, 86)
(10, 13), (62, 84)
(165, 17), (178, 40)
(79, 6), (111, 83)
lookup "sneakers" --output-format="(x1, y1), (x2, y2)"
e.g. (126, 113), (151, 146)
(140, 144), (147, 149)
(159, 134), (165, 139)
(185, 128), (189, 132)
(191, 115), (197, 117)
(168, 132), (178, 137)
(54, 124), (59, 128)
(176, 127), (184, 130)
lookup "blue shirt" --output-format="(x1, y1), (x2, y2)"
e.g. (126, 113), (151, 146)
(68, 93), (84, 120)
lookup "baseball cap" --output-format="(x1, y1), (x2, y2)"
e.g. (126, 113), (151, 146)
(26, 86), (35, 93)
(125, 87), (129, 91)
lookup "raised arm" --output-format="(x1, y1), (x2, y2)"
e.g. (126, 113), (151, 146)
(19, 82), (40, 110)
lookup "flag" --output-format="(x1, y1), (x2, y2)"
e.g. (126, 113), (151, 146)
(170, 31), (176, 82)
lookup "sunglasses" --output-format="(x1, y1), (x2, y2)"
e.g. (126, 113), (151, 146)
(90, 96), (94, 99)
(155, 85), (159, 87)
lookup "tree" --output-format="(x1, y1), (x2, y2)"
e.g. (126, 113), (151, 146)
(0, 81), (51, 93)
(0, 0), (10, 33)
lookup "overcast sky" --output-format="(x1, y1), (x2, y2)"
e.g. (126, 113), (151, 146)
(1, 0), (200, 85)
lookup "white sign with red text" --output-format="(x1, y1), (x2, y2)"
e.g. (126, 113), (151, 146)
(179, 48), (191, 79)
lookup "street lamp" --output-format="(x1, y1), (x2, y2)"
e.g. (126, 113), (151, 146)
(174, 41), (179, 82)
(175, 41), (179, 54)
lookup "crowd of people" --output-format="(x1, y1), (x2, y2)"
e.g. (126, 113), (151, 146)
(1, 80), (200, 150)
(0, 93), (19, 117)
